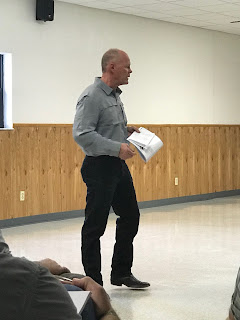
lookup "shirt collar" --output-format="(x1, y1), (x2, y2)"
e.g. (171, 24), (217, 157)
(95, 77), (122, 96)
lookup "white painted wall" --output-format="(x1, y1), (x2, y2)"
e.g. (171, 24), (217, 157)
(0, 0), (239, 124)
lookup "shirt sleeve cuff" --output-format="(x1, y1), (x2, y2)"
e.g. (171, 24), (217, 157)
(108, 141), (121, 157)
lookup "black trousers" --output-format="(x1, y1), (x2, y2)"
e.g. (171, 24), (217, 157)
(81, 156), (140, 286)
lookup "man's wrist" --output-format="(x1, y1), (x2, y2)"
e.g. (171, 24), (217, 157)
(100, 308), (120, 320)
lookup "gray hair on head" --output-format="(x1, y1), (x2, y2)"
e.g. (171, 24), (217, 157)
(101, 48), (120, 73)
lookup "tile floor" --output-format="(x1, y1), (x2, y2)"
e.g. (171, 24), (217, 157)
(2, 195), (240, 320)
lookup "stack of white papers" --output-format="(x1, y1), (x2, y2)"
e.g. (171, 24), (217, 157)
(127, 127), (163, 162)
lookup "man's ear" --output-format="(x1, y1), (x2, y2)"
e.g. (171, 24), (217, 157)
(109, 62), (115, 71)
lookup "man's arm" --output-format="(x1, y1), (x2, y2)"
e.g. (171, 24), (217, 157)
(73, 96), (121, 157)
(35, 258), (70, 275)
(32, 264), (82, 319)
(72, 277), (121, 320)
(100, 309), (120, 320)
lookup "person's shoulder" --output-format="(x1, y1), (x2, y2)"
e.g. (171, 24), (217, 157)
(77, 81), (102, 101)
(87, 79), (106, 96)
(77, 86), (107, 111)
(0, 254), (41, 296)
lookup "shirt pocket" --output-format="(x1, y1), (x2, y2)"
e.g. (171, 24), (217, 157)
(99, 102), (124, 127)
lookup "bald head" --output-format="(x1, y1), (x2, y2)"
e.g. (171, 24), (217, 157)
(100, 48), (132, 88)
(101, 49), (122, 73)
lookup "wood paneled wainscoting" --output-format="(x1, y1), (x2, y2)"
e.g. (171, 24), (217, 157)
(0, 124), (239, 221)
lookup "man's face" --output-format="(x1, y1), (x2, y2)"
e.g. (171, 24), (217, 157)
(113, 52), (132, 86)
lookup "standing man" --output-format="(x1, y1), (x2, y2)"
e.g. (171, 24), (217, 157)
(73, 49), (150, 289)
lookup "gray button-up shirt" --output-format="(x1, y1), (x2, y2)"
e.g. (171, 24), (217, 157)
(73, 77), (128, 157)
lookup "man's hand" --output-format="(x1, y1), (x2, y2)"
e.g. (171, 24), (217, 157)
(127, 126), (140, 136)
(119, 143), (135, 160)
(37, 258), (70, 275)
(72, 277), (111, 318)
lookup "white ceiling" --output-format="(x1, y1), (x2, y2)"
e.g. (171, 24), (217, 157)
(57, 0), (240, 35)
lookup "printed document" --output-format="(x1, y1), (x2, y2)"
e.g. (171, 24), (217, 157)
(127, 127), (163, 162)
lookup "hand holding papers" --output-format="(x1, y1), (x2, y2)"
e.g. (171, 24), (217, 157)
(127, 127), (163, 162)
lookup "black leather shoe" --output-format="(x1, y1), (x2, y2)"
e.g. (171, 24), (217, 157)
(111, 274), (150, 289)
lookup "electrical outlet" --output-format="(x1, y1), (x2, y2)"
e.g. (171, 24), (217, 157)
(174, 177), (178, 186)
(20, 191), (25, 201)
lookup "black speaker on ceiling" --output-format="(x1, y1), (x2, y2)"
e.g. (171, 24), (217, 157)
(36, 0), (54, 22)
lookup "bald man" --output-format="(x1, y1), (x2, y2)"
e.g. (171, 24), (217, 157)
(73, 49), (150, 289)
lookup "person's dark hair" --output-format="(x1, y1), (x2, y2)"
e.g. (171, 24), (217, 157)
(101, 49), (120, 73)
